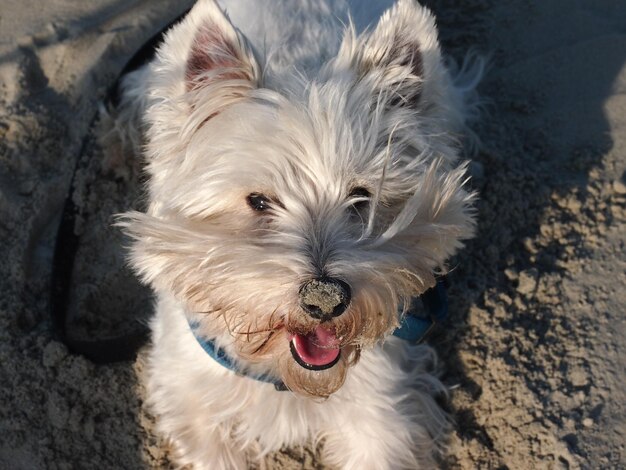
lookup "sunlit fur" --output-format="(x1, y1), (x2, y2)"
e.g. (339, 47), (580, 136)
(114, 0), (482, 468)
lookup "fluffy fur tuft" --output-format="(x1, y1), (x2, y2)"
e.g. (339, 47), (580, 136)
(114, 0), (482, 468)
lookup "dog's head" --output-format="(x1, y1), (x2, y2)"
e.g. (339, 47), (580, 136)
(122, 0), (476, 397)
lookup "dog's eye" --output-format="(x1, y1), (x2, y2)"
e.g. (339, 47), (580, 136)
(247, 193), (271, 211)
(349, 187), (371, 210)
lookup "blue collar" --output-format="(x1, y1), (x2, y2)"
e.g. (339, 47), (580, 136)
(391, 277), (449, 342)
(187, 321), (287, 390)
(188, 278), (449, 391)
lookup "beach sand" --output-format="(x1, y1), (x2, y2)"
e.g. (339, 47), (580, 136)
(1, 0), (624, 468)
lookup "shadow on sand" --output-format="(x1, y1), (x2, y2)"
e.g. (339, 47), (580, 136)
(422, 0), (626, 466)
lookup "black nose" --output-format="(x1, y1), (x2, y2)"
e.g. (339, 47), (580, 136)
(299, 277), (351, 320)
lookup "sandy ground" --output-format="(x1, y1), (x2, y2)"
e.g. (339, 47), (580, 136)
(1, 0), (625, 469)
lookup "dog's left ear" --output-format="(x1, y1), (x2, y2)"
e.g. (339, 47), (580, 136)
(153, 0), (260, 106)
(334, 0), (445, 110)
(182, 1), (260, 92)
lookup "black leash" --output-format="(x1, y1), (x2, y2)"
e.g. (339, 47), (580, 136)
(50, 13), (188, 364)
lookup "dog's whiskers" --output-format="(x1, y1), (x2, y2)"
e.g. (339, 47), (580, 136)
(250, 330), (277, 355)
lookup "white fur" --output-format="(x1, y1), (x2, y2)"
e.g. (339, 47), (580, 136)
(116, 1), (482, 468)
(147, 292), (448, 469)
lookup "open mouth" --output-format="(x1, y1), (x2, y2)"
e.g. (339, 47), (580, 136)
(289, 326), (341, 371)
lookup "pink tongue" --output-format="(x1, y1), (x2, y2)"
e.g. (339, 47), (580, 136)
(291, 326), (340, 367)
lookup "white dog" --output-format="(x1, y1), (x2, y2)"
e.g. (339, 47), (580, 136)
(117, 0), (481, 468)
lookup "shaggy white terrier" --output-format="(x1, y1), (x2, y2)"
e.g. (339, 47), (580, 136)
(116, 0), (481, 468)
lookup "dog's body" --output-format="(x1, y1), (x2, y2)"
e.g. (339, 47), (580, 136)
(117, 1), (481, 468)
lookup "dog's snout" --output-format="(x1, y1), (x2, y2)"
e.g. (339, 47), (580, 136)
(299, 277), (351, 320)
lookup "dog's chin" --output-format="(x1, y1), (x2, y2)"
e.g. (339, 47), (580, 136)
(278, 342), (355, 398)
(232, 326), (355, 397)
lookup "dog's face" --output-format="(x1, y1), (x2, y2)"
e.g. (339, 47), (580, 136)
(123, 0), (475, 397)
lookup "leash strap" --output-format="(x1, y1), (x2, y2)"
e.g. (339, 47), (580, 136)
(49, 12), (190, 364)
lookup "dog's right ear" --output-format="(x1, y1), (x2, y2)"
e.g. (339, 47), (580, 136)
(330, 0), (446, 113)
(152, 0), (260, 108)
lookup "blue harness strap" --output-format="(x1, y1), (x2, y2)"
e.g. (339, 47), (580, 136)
(188, 321), (288, 390)
(188, 278), (449, 391)
(392, 278), (448, 342)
